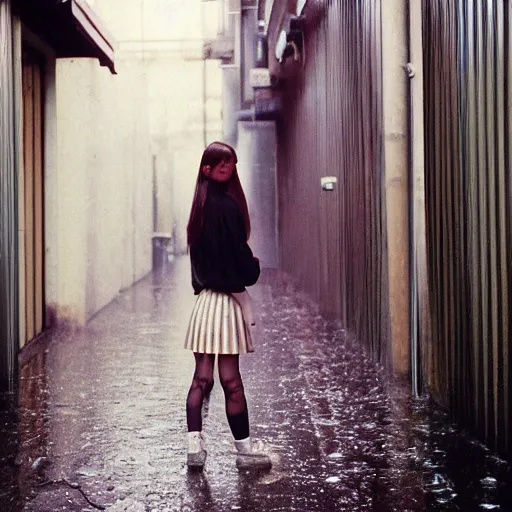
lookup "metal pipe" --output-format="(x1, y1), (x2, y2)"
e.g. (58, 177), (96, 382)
(201, 2), (207, 147)
(407, 0), (419, 397)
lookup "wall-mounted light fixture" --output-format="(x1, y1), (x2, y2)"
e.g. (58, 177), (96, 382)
(321, 176), (337, 191)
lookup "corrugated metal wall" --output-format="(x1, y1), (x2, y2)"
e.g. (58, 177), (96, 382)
(0, 0), (20, 391)
(423, 0), (511, 459)
(277, 0), (389, 360)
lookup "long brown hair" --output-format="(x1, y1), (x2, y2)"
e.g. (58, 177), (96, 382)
(187, 142), (251, 246)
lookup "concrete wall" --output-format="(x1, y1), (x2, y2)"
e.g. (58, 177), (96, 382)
(88, 0), (217, 42)
(47, 0), (224, 324)
(146, 55), (223, 252)
(91, 0), (223, 254)
(50, 56), (152, 324)
(221, 65), (241, 145)
(236, 121), (278, 269)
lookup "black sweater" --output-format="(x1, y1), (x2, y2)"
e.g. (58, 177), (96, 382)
(190, 182), (260, 295)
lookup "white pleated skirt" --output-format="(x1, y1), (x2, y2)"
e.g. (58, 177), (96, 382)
(184, 289), (254, 355)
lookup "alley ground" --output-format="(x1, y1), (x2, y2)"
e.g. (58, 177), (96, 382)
(1, 257), (511, 512)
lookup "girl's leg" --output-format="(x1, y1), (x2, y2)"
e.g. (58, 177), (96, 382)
(218, 354), (249, 440)
(186, 353), (215, 432)
(218, 355), (271, 469)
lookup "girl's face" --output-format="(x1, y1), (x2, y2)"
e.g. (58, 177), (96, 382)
(203, 158), (235, 183)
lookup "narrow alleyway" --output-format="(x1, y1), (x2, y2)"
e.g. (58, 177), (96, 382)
(1, 257), (511, 511)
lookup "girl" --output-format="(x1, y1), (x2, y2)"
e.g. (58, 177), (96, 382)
(184, 142), (271, 471)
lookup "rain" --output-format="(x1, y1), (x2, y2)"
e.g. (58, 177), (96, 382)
(1, 0), (512, 511)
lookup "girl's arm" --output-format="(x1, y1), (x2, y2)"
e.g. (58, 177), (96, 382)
(235, 236), (260, 287)
(217, 195), (260, 290)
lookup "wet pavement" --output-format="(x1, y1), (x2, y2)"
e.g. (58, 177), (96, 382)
(1, 256), (512, 511)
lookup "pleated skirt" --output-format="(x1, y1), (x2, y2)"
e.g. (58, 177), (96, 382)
(184, 289), (254, 354)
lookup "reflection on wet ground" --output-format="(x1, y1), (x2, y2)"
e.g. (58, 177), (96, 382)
(0, 256), (511, 511)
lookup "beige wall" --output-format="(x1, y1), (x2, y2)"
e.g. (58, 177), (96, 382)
(47, 0), (225, 324)
(88, 0), (218, 42)
(146, 54), (223, 252)
(47, 0), (225, 327)
(92, 0), (223, 254)
(49, 56), (152, 325)
(381, 0), (410, 376)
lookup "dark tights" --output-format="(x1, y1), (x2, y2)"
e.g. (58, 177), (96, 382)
(186, 353), (250, 440)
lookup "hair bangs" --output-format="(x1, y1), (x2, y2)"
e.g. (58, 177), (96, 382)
(201, 142), (237, 168)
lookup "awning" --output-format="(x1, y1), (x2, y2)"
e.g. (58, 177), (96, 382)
(14, 0), (116, 74)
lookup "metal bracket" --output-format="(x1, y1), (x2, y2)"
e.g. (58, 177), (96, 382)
(321, 176), (337, 191)
(403, 62), (415, 78)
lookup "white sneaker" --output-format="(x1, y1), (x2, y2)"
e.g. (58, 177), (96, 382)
(187, 432), (207, 470)
(235, 438), (272, 470)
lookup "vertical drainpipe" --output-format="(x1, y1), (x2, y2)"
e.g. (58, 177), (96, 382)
(406, 0), (417, 396)
(152, 155), (157, 232)
(201, 1), (207, 148)
(137, 0), (144, 283)
(203, 57), (207, 148)
(408, 0), (427, 398)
